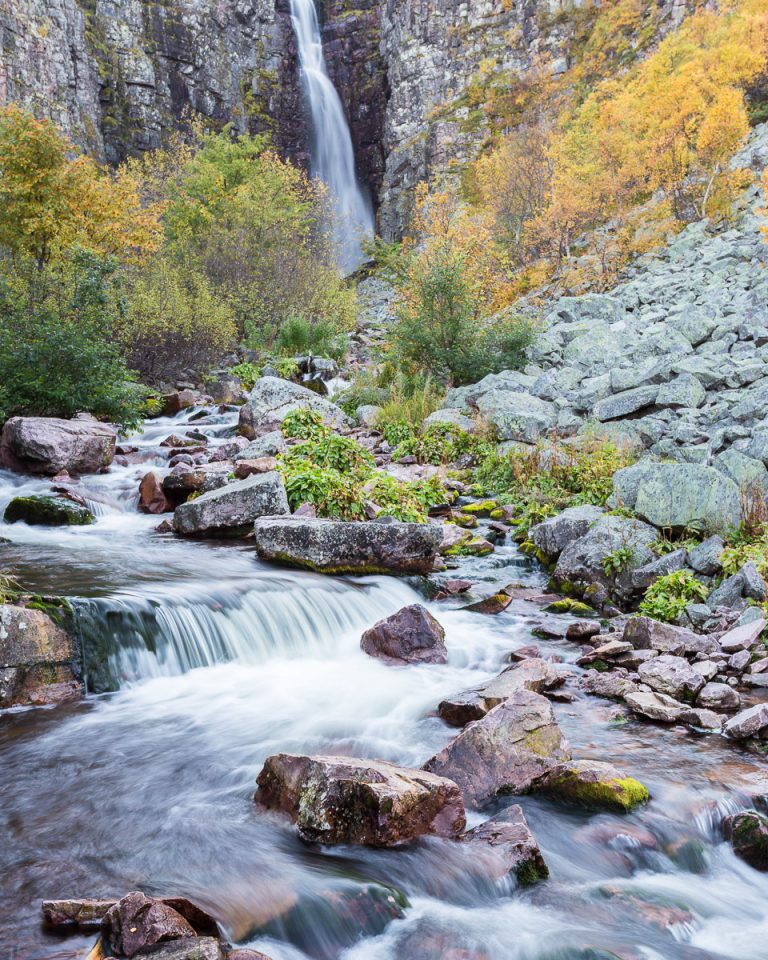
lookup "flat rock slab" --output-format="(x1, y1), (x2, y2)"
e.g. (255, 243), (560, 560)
(461, 805), (548, 884)
(253, 517), (442, 575)
(0, 416), (116, 476)
(42, 898), (117, 929)
(719, 619), (766, 653)
(424, 690), (570, 809)
(438, 660), (562, 727)
(625, 691), (686, 723)
(174, 473), (289, 536)
(361, 604), (447, 665)
(255, 753), (466, 846)
(623, 617), (710, 656)
(723, 703), (768, 739)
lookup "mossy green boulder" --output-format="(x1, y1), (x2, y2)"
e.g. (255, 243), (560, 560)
(4, 496), (94, 526)
(543, 598), (596, 616)
(724, 810), (768, 870)
(460, 499), (498, 517)
(540, 759), (650, 812)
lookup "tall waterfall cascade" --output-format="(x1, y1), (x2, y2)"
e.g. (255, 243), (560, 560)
(289, 0), (375, 272)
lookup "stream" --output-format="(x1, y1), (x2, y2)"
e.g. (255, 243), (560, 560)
(1, 407), (768, 960)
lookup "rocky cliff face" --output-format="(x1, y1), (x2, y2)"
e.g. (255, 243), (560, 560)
(0, 0), (693, 234)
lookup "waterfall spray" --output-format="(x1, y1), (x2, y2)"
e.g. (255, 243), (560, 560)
(289, 0), (374, 273)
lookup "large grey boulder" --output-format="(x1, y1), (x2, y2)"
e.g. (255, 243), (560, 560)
(623, 616), (716, 656)
(714, 448), (768, 493)
(423, 408), (474, 433)
(552, 515), (657, 600)
(233, 431), (286, 461)
(530, 505), (604, 560)
(656, 375), (706, 409)
(238, 377), (351, 438)
(0, 416), (116, 476)
(424, 691), (570, 809)
(637, 655), (706, 702)
(255, 754), (466, 846)
(612, 461), (740, 534)
(174, 473), (289, 536)
(253, 516), (442, 575)
(475, 391), (556, 443)
(625, 690), (687, 723)
(593, 386), (658, 422)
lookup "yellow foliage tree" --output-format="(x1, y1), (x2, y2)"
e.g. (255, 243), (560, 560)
(0, 104), (163, 267)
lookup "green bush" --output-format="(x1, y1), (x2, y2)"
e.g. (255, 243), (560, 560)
(228, 361), (261, 392)
(0, 252), (143, 427)
(273, 314), (348, 361)
(281, 461), (365, 519)
(392, 422), (487, 465)
(281, 408), (328, 441)
(283, 433), (375, 475)
(638, 570), (709, 622)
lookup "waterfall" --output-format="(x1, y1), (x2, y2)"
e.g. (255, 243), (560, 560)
(289, 0), (374, 273)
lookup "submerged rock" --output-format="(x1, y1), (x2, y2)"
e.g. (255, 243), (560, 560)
(4, 495), (94, 526)
(461, 805), (548, 884)
(42, 898), (117, 930)
(174, 473), (289, 536)
(255, 753), (466, 846)
(361, 604), (447, 665)
(424, 691), (570, 809)
(253, 516), (442, 575)
(239, 377), (351, 438)
(139, 471), (170, 514)
(538, 759), (649, 812)
(723, 811), (768, 871)
(0, 416), (116, 476)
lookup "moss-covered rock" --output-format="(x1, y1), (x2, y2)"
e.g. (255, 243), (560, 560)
(460, 499), (498, 517)
(543, 598), (597, 616)
(540, 760), (650, 812)
(4, 496), (94, 526)
(724, 811), (768, 870)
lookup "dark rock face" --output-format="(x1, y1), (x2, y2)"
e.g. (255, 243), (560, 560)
(253, 516), (442, 575)
(361, 604), (447, 664)
(723, 811), (768, 871)
(102, 892), (196, 957)
(424, 691), (571, 809)
(0, 416), (116, 476)
(255, 753), (466, 846)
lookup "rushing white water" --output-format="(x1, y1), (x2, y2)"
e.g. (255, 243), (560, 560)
(289, 0), (374, 272)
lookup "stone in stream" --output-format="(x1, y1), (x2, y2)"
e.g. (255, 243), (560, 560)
(101, 892), (197, 957)
(255, 754), (466, 846)
(723, 811), (768, 871)
(460, 805), (548, 884)
(138, 471), (170, 514)
(623, 617), (709, 656)
(360, 604), (447, 665)
(252, 516), (442, 575)
(233, 457), (279, 479)
(462, 593), (513, 615)
(239, 376), (351, 438)
(723, 703), (768, 739)
(697, 682), (741, 712)
(566, 620), (602, 641)
(624, 691), (687, 723)
(174, 473), (289, 536)
(42, 898), (117, 930)
(0, 416), (116, 476)
(538, 759), (650, 812)
(438, 660), (562, 727)
(424, 691), (571, 809)
(4, 495), (94, 526)
(530, 504), (605, 559)
(579, 670), (639, 701)
(637, 655), (706, 702)
(127, 938), (224, 960)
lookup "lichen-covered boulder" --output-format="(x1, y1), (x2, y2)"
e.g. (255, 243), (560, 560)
(530, 505), (605, 560)
(255, 754), (466, 846)
(253, 517), (442, 575)
(460, 806), (548, 884)
(538, 759), (649, 812)
(174, 473), (289, 536)
(361, 604), (447, 665)
(723, 811), (768, 871)
(637, 655), (706, 702)
(234, 431), (286, 461)
(238, 377), (351, 438)
(424, 691), (570, 809)
(0, 416), (116, 475)
(4, 495), (94, 526)
(612, 461), (740, 534)
(475, 390), (556, 443)
(552, 515), (657, 600)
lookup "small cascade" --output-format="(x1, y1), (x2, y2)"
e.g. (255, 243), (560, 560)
(289, 0), (374, 272)
(73, 574), (415, 691)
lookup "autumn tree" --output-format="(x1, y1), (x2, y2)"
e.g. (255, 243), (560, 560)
(0, 104), (163, 268)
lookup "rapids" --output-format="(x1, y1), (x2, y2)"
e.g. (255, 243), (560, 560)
(1, 406), (767, 960)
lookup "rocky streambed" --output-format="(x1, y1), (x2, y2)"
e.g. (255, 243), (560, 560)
(1, 400), (768, 960)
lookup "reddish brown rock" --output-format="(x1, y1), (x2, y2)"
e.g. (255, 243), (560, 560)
(461, 805), (548, 883)
(255, 753), (466, 846)
(139, 471), (170, 514)
(101, 891), (196, 957)
(509, 644), (541, 662)
(424, 691), (571, 809)
(161, 390), (197, 416)
(42, 897), (117, 929)
(361, 604), (447, 665)
(438, 660), (563, 727)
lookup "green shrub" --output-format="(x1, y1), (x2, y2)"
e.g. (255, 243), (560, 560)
(283, 433), (375, 475)
(281, 408), (328, 441)
(228, 361), (261, 392)
(638, 570), (709, 622)
(119, 255), (237, 383)
(273, 313), (348, 361)
(376, 373), (445, 435)
(0, 252), (143, 427)
(274, 357), (300, 381)
(280, 461), (365, 519)
(392, 422), (488, 465)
